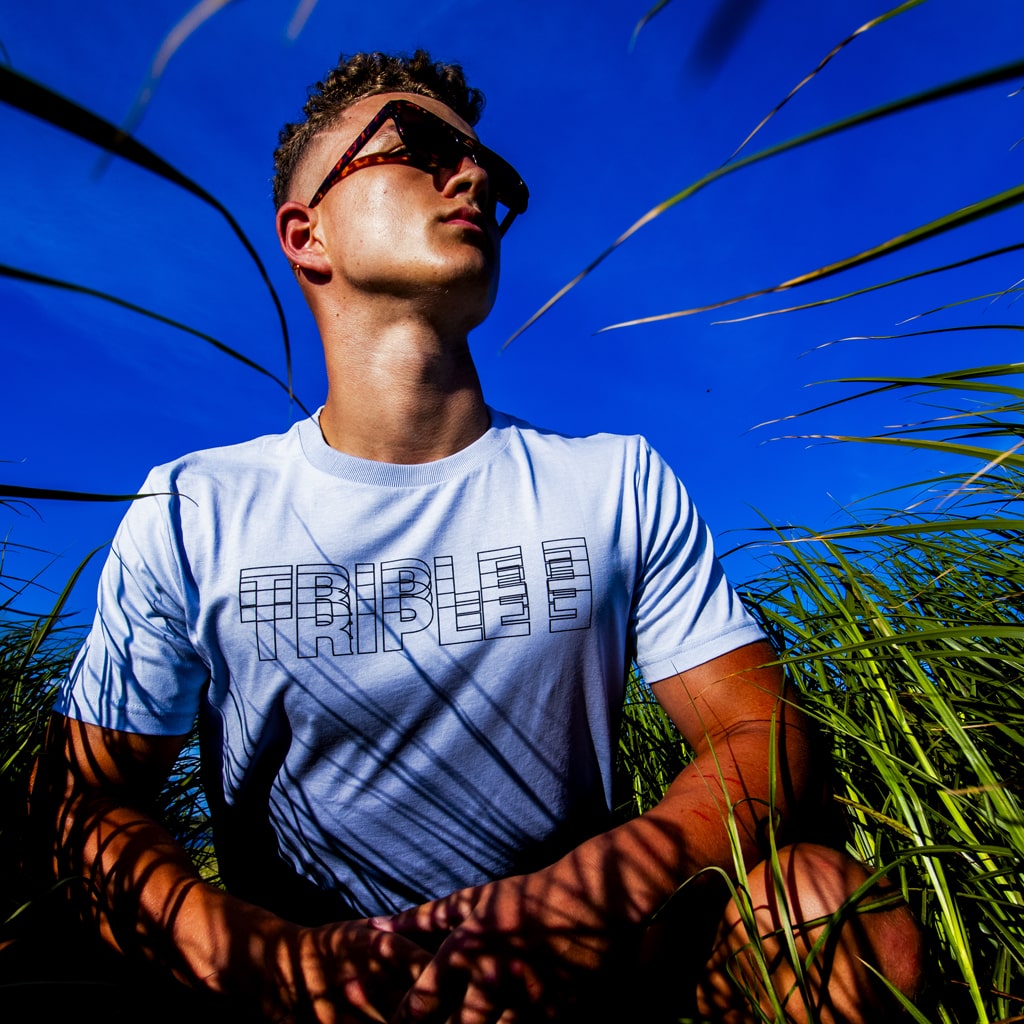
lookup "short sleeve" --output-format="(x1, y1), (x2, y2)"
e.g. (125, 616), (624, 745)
(56, 469), (207, 735)
(630, 441), (764, 683)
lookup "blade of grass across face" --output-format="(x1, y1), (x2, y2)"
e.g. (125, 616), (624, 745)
(504, 59), (1024, 348)
(598, 180), (1024, 333)
(0, 263), (309, 414)
(0, 66), (295, 403)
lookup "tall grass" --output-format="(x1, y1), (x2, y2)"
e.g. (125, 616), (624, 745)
(746, 375), (1023, 1021)
(0, 538), (217, 952)
(0, 549), (79, 938)
(604, 10), (1024, 1013)
(617, 367), (1024, 1021)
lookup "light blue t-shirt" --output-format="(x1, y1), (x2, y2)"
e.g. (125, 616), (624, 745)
(59, 410), (763, 917)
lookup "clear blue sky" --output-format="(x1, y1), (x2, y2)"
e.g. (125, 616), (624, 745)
(3, 0), (1021, 617)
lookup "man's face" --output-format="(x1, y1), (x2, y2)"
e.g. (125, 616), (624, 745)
(295, 91), (501, 323)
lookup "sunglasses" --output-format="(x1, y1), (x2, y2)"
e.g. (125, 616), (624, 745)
(307, 99), (529, 235)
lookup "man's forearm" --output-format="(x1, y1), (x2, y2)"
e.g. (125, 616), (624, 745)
(378, 666), (820, 1024)
(32, 725), (270, 991)
(32, 714), (432, 1022)
(551, 719), (816, 933)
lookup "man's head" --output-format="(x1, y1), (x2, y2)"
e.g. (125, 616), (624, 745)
(273, 50), (485, 210)
(273, 50), (527, 337)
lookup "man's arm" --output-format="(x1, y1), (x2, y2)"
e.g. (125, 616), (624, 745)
(32, 713), (431, 1023)
(378, 640), (819, 1023)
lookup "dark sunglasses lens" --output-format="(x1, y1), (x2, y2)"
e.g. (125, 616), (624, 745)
(395, 104), (527, 219)
(477, 154), (521, 211)
(398, 108), (464, 169)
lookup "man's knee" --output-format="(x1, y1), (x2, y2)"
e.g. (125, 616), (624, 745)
(699, 843), (924, 1023)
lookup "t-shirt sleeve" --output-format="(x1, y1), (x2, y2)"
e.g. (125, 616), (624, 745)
(55, 469), (207, 735)
(630, 440), (764, 683)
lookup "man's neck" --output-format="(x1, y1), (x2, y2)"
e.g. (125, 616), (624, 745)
(317, 310), (490, 464)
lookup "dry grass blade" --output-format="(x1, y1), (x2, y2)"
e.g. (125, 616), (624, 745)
(286, 0), (321, 40)
(598, 182), (1024, 333)
(726, 0), (926, 162)
(709, 246), (1024, 326)
(504, 58), (1024, 348)
(804, 324), (1024, 358)
(764, 516), (1024, 544)
(97, 0), (237, 162)
(629, 0), (673, 52)
(752, 361), (1024, 431)
(806, 433), (1024, 467)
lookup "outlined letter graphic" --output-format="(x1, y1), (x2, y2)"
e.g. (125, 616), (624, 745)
(479, 546), (530, 639)
(435, 555), (484, 645)
(381, 559), (434, 652)
(240, 566), (294, 661)
(296, 564), (353, 658)
(355, 562), (378, 654)
(543, 538), (592, 632)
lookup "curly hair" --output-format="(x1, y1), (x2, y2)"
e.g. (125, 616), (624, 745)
(272, 50), (485, 208)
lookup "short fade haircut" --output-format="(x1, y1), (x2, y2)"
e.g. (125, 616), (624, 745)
(273, 49), (485, 209)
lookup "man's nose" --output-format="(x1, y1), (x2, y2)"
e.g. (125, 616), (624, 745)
(439, 154), (490, 208)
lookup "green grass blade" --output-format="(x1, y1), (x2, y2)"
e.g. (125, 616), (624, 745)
(629, 0), (672, 50)
(597, 182), (1024, 333)
(0, 65), (296, 403)
(504, 58), (1024, 347)
(725, 0), (927, 162)
(0, 485), (150, 502)
(101, 0), (237, 153)
(0, 263), (309, 414)
(708, 245), (1024, 326)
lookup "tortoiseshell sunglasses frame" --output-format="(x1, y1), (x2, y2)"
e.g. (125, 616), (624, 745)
(306, 99), (529, 235)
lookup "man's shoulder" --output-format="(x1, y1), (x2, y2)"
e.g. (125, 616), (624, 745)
(142, 419), (306, 488)
(498, 410), (665, 475)
(499, 410), (649, 455)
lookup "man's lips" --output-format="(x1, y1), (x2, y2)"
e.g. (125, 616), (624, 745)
(442, 206), (487, 230)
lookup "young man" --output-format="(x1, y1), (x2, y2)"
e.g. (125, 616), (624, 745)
(37, 51), (921, 1023)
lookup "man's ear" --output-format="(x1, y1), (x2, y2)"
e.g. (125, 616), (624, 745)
(277, 201), (331, 276)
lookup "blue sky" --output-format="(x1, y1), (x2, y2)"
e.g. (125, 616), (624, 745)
(2, 0), (1021, 617)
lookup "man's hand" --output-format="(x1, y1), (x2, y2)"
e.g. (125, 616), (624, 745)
(223, 912), (432, 1023)
(372, 641), (811, 1024)
(373, 856), (641, 1024)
